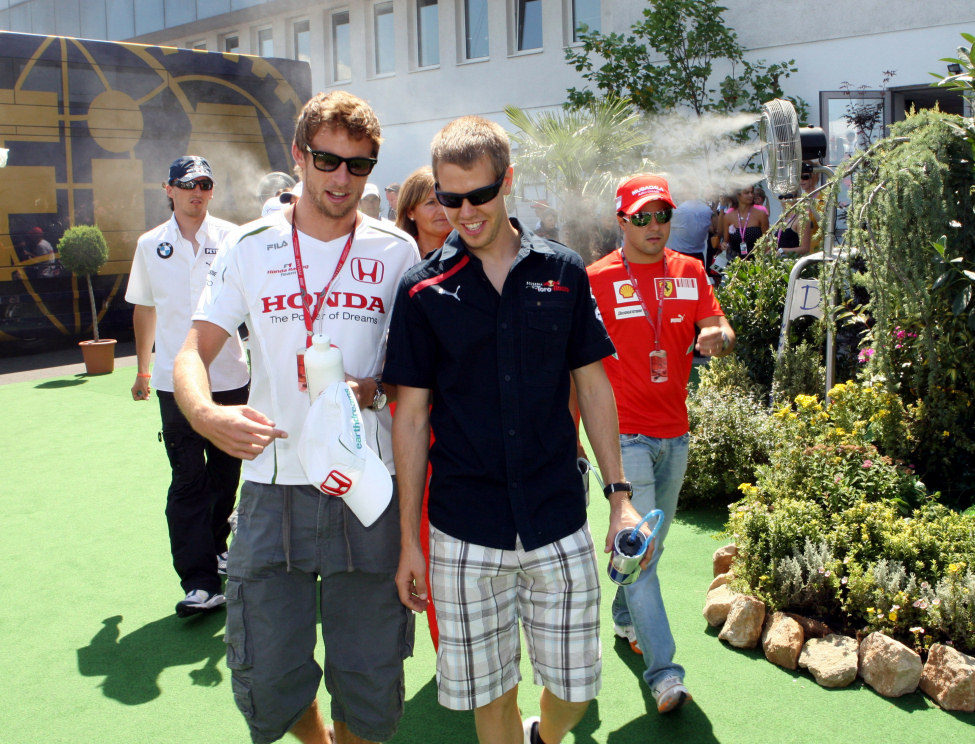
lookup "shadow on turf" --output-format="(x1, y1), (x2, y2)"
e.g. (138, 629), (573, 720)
(610, 638), (719, 743)
(77, 612), (226, 704)
(35, 377), (87, 388)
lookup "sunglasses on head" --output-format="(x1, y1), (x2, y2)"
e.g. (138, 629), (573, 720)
(434, 172), (506, 209)
(172, 179), (214, 191)
(303, 145), (377, 176)
(621, 208), (673, 227)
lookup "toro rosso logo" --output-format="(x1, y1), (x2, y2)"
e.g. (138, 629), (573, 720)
(320, 470), (353, 496)
(351, 258), (384, 284)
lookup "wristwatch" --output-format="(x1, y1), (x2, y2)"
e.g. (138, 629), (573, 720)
(603, 481), (633, 499)
(371, 378), (388, 412)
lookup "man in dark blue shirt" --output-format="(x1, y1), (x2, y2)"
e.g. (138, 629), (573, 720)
(383, 116), (647, 744)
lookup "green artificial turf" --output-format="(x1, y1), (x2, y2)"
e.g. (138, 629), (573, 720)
(1, 366), (972, 743)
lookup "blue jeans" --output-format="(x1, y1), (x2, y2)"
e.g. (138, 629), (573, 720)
(612, 432), (689, 689)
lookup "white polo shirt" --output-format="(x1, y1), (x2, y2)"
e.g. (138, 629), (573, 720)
(195, 212), (419, 485)
(125, 213), (249, 393)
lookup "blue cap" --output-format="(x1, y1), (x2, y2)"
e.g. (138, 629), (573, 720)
(168, 155), (214, 184)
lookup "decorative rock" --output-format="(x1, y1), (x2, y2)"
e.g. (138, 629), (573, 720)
(858, 632), (922, 697)
(718, 595), (766, 648)
(708, 571), (734, 592)
(798, 634), (859, 688)
(703, 584), (740, 628)
(783, 612), (832, 639)
(712, 544), (738, 577)
(762, 612), (804, 670)
(920, 643), (975, 712)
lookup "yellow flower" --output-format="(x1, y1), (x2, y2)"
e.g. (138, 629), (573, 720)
(889, 610), (898, 622)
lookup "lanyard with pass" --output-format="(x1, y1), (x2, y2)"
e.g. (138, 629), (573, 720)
(619, 248), (668, 383)
(291, 215), (356, 348)
(736, 207), (752, 256)
(291, 212), (356, 390)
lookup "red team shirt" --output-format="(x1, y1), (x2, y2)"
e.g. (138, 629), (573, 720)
(587, 247), (724, 439)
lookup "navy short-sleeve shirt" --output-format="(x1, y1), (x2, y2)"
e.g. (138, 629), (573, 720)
(383, 219), (615, 550)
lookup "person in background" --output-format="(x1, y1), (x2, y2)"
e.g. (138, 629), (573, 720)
(391, 164), (453, 650)
(386, 115), (647, 744)
(667, 198), (712, 269)
(359, 182), (382, 219)
(174, 91), (419, 744)
(535, 207), (560, 241)
(126, 155), (248, 619)
(720, 185), (768, 260)
(395, 166), (452, 258)
(752, 185), (769, 213)
(777, 162), (822, 256)
(385, 182), (400, 221)
(588, 173), (735, 714)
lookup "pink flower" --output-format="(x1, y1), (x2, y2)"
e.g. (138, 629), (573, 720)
(858, 348), (875, 363)
(862, 460), (873, 468)
(896, 330), (906, 339)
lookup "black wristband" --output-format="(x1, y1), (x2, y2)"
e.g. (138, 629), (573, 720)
(603, 481), (633, 499)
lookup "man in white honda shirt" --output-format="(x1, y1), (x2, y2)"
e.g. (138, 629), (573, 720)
(174, 92), (419, 744)
(126, 155), (250, 619)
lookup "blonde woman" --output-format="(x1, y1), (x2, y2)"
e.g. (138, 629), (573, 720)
(395, 166), (452, 257)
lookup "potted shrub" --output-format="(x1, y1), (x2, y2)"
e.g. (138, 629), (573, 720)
(57, 225), (116, 374)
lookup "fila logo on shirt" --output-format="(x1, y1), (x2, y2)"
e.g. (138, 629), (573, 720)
(350, 258), (384, 284)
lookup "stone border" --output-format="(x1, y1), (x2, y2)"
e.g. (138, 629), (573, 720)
(703, 545), (975, 712)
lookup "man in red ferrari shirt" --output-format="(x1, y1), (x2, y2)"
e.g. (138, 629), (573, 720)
(587, 173), (735, 715)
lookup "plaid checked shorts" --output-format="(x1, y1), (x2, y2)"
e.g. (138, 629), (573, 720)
(429, 523), (602, 710)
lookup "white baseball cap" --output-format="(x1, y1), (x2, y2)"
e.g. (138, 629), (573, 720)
(298, 381), (392, 527)
(362, 182), (381, 199)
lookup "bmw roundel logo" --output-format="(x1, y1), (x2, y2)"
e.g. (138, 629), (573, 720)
(157, 242), (174, 259)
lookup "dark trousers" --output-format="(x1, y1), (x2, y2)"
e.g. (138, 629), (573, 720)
(158, 385), (249, 595)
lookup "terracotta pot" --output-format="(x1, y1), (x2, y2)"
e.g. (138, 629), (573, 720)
(79, 338), (117, 375)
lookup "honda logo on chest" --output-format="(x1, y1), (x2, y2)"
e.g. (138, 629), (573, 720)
(351, 258), (384, 284)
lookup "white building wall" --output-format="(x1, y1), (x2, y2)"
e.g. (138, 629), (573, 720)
(2, 0), (973, 207)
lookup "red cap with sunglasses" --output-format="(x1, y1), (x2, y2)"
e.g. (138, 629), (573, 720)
(615, 174), (676, 215)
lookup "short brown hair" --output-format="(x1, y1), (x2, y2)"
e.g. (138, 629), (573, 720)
(395, 166), (436, 240)
(293, 91), (382, 156)
(430, 116), (509, 182)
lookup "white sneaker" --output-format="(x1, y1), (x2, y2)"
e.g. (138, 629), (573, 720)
(216, 551), (228, 575)
(613, 623), (642, 655)
(176, 589), (226, 618)
(652, 675), (690, 714)
(522, 716), (540, 744)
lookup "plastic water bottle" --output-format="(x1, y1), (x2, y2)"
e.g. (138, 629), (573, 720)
(304, 334), (344, 400)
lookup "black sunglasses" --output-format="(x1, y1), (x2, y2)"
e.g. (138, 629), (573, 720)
(171, 179), (214, 191)
(434, 172), (506, 209)
(621, 208), (673, 227)
(303, 145), (377, 176)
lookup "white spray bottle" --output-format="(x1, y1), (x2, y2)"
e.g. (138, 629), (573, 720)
(304, 334), (344, 401)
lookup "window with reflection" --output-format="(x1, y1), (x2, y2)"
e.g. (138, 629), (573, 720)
(375, 2), (395, 74)
(293, 20), (310, 63)
(223, 34), (240, 53)
(571, 0), (600, 42)
(332, 11), (352, 81)
(516, 0), (542, 51)
(257, 27), (273, 57)
(417, 0), (440, 67)
(464, 0), (489, 60)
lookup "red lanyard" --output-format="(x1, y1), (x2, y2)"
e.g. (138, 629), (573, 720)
(619, 248), (666, 350)
(291, 214), (356, 348)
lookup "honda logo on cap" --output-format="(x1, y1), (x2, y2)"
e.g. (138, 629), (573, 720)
(351, 258), (384, 284)
(320, 470), (353, 496)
